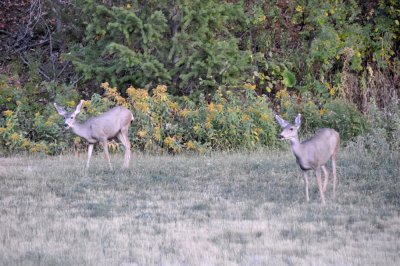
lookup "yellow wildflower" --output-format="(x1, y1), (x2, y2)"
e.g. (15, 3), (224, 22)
(319, 108), (328, 116)
(295, 5), (303, 12)
(88, 106), (98, 114)
(100, 82), (110, 89)
(137, 130), (147, 138)
(3, 110), (13, 117)
(105, 86), (118, 97)
(276, 89), (289, 99)
(227, 107), (239, 113)
(154, 85), (167, 95)
(44, 121), (53, 127)
(153, 126), (162, 142)
(168, 101), (179, 112)
(163, 136), (175, 147)
(67, 101), (77, 107)
(73, 137), (81, 145)
(254, 127), (264, 135)
(115, 95), (127, 106)
(153, 85), (168, 102)
(127, 87), (149, 101)
(135, 102), (150, 113)
(207, 102), (216, 113)
(30, 143), (44, 153)
(283, 100), (290, 109)
(185, 141), (196, 150)
(21, 139), (30, 148)
(206, 112), (216, 122)
(126, 86), (136, 97)
(82, 100), (91, 108)
(10, 132), (20, 142)
(243, 114), (251, 122)
(260, 114), (270, 122)
(178, 108), (190, 118)
(193, 124), (202, 135)
(243, 82), (256, 90)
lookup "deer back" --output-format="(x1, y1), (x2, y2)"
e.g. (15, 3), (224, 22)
(83, 106), (133, 141)
(297, 128), (339, 169)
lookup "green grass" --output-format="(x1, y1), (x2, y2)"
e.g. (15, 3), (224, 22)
(0, 144), (399, 265)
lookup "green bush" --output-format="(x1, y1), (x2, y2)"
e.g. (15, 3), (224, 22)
(1, 82), (396, 155)
(322, 99), (369, 141)
(276, 89), (368, 141)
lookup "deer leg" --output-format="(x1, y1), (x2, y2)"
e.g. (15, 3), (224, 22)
(303, 171), (310, 202)
(101, 140), (112, 170)
(315, 167), (326, 204)
(86, 144), (94, 169)
(117, 131), (130, 168)
(321, 165), (329, 192)
(332, 154), (337, 198)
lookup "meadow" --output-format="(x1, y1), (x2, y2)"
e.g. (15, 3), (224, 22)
(0, 140), (399, 265)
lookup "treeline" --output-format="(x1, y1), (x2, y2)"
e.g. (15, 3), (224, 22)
(0, 0), (399, 154)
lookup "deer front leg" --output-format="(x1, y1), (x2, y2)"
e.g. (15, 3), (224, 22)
(303, 171), (310, 202)
(315, 167), (326, 204)
(86, 144), (94, 169)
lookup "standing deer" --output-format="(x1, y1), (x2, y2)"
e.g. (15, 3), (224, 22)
(275, 114), (340, 204)
(54, 100), (134, 169)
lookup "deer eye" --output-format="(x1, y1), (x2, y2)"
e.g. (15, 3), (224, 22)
(290, 127), (294, 131)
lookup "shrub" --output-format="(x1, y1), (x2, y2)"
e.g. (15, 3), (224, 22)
(322, 99), (369, 141)
(0, 83), (387, 155)
(276, 89), (368, 141)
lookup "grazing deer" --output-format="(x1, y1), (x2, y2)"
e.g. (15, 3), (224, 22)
(54, 100), (134, 169)
(275, 114), (340, 204)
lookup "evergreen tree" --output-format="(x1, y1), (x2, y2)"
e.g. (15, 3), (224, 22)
(69, 0), (251, 95)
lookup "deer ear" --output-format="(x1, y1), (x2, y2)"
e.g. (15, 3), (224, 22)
(74, 100), (84, 114)
(54, 103), (67, 116)
(295, 113), (301, 128)
(275, 115), (289, 128)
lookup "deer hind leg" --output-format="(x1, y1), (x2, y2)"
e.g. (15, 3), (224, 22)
(315, 167), (326, 204)
(86, 144), (94, 169)
(332, 153), (337, 198)
(117, 128), (131, 168)
(321, 165), (330, 193)
(303, 171), (310, 202)
(101, 140), (112, 170)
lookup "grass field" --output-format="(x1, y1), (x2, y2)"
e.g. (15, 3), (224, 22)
(0, 142), (399, 265)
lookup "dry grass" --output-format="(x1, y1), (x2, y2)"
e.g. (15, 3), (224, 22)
(0, 145), (399, 265)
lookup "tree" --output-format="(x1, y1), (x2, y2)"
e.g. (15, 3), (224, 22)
(68, 0), (251, 95)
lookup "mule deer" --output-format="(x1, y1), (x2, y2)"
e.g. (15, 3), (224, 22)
(275, 114), (340, 204)
(54, 100), (134, 169)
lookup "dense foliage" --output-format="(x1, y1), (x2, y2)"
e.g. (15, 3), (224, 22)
(0, 0), (399, 154)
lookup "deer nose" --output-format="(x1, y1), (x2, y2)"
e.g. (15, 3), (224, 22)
(278, 134), (284, 140)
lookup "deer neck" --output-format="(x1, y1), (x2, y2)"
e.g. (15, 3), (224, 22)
(71, 122), (92, 142)
(289, 136), (313, 170)
(289, 136), (304, 157)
